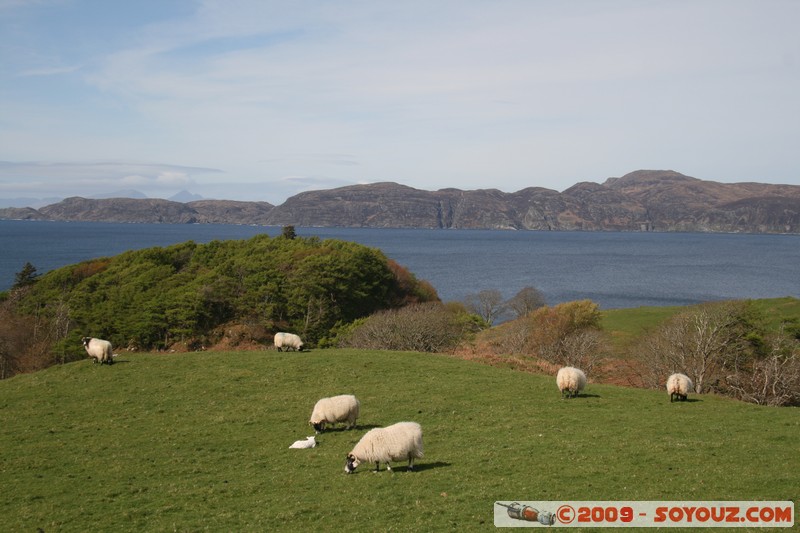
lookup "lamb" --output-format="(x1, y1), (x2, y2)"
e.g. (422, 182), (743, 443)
(274, 332), (304, 352)
(666, 373), (693, 402)
(556, 366), (587, 399)
(82, 337), (115, 365)
(345, 421), (424, 474)
(309, 394), (360, 433)
(289, 436), (317, 449)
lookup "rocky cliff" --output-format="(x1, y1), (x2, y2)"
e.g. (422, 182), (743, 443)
(2, 170), (798, 233)
(1, 197), (275, 225)
(264, 170), (800, 233)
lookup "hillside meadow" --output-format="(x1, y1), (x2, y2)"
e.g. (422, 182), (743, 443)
(1, 349), (797, 532)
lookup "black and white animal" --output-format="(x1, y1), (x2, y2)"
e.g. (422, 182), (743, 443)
(82, 337), (115, 365)
(309, 394), (360, 433)
(556, 366), (586, 399)
(666, 373), (693, 402)
(274, 332), (304, 352)
(345, 422), (424, 473)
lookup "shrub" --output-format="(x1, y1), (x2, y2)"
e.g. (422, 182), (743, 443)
(486, 299), (605, 374)
(338, 302), (470, 352)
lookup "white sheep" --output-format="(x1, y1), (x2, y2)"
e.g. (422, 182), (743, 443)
(344, 421), (424, 474)
(82, 337), (115, 365)
(274, 332), (304, 352)
(309, 394), (360, 433)
(666, 373), (693, 402)
(289, 436), (317, 449)
(556, 366), (587, 399)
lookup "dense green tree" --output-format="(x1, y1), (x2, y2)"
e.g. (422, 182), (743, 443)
(281, 225), (297, 239)
(12, 262), (39, 289)
(6, 234), (438, 365)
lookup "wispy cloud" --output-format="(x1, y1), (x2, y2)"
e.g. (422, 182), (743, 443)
(0, 161), (221, 198)
(1, 1), (798, 205)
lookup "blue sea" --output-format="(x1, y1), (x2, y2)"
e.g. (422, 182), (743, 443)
(1, 220), (798, 309)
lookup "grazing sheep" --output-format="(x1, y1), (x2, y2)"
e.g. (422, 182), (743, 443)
(274, 332), (304, 352)
(82, 337), (114, 365)
(289, 436), (317, 449)
(666, 373), (693, 402)
(309, 394), (360, 433)
(345, 421), (424, 474)
(556, 366), (587, 399)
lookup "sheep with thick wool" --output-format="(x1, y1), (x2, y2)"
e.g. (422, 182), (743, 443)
(82, 337), (115, 365)
(556, 366), (587, 399)
(274, 332), (304, 352)
(666, 373), (693, 402)
(345, 422), (424, 473)
(309, 394), (360, 433)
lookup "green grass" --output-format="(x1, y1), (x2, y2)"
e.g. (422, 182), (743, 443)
(1, 349), (798, 532)
(600, 297), (800, 352)
(601, 305), (684, 351)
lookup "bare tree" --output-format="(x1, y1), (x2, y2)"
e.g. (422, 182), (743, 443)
(506, 286), (546, 318)
(636, 301), (757, 394)
(464, 289), (506, 326)
(725, 331), (800, 406)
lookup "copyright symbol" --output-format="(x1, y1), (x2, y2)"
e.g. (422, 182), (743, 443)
(557, 505), (575, 524)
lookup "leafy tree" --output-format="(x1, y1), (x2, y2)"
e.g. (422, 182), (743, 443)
(12, 262), (39, 289)
(281, 225), (297, 240)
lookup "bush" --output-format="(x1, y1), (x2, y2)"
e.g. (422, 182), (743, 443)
(338, 302), (471, 352)
(487, 299), (605, 374)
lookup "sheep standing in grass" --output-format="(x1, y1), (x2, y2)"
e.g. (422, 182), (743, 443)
(82, 337), (114, 365)
(309, 394), (360, 433)
(274, 332), (304, 352)
(667, 373), (693, 402)
(82, 337), (115, 365)
(345, 422), (424, 473)
(556, 366), (586, 399)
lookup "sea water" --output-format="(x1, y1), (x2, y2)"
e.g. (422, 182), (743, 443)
(1, 220), (797, 309)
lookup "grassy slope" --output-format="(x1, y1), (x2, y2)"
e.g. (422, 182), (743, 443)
(600, 297), (800, 353)
(1, 349), (798, 532)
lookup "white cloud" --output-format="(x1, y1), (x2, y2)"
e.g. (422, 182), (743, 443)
(1, 0), (799, 206)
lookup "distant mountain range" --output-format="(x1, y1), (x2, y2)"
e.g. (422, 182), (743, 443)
(2, 170), (799, 233)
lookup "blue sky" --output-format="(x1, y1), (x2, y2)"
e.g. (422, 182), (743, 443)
(1, 0), (798, 206)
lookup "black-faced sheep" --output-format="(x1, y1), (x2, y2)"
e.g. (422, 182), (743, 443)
(309, 394), (360, 433)
(345, 421), (424, 474)
(82, 337), (114, 365)
(556, 366), (586, 398)
(274, 332), (304, 352)
(666, 373), (693, 402)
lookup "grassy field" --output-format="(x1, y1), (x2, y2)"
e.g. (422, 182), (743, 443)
(600, 297), (800, 353)
(1, 349), (798, 532)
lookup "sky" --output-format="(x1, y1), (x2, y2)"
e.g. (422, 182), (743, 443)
(1, 0), (799, 206)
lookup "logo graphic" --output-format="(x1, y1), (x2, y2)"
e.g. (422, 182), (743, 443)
(496, 502), (556, 525)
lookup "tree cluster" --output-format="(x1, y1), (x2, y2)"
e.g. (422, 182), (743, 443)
(0, 235), (437, 377)
(634, 301), (800, 406)
(463, 286), (547, 325)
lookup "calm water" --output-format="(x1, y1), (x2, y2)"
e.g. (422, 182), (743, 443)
(1, 220), (798, 309)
